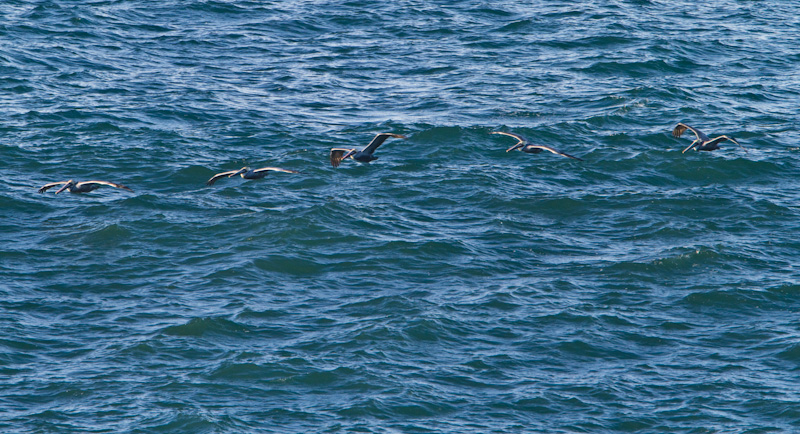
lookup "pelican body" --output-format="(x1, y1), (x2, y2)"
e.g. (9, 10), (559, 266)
(673, 123), (746, 154)
(330, 133), (406, 167)
(38, 180), (133, 194)
(206, 166), (299, 186)
(492, 131), (583, 161)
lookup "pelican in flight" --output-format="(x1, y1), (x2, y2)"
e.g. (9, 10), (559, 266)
(672, 123), (747, 153)
(206, 166), (299, 186)
(38, 180), (133, 194)
(492, 131), (583, 161)
(329, 133), (407, 167)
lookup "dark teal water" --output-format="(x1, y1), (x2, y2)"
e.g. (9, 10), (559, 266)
(2, 1), (800, 432)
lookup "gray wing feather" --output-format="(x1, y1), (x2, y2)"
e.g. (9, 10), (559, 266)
(330, 148), (355, 167)
(708, 135), (747, 153)
(491, 131), (527, 145)
(38, 181), (69, 193)
(673, 123), (709, 142)
(207, 170), (238, 186)
(362, 133), (406, 154)
(528, 145), (583, 161)
(80, 181), (133, 192)
(252, 167), (300, 174)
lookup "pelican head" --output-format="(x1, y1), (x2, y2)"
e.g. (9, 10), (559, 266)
(506, 143), (524, 152)
(229, 167), (249, 178)
(55, 180), (75, 194)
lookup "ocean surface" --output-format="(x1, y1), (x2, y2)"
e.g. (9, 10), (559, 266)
(2, 1), (800, 432)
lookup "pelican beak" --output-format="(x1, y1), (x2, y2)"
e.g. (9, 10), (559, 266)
(681, 141), (698, 154)
(229, 168), (247, 178)
(506, 144), (523, 152)
(55, 180), (73, 194)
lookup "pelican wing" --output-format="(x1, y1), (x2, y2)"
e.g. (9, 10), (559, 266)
(330, 148), (355, 167)
(491, 131), (527, 151)
(38, 181), (69, 193)
(708, 135), (748, 153)
(528, 145), (584, 161)
(672, 123), (709, 142)
(252, 167), (300, 175)
(79, 181), (133, 192)
(682, 141), (700, 153)
(362, 133), (406, 155)
(206, 170), (239, 186)
(492, 131), (526, 144)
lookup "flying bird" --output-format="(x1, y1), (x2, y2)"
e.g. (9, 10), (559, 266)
(329, 133), (407, 167)
(492, 131), (583, 160)
(672, 123), (747, 153)
(38, 180), (133, 194)
(206, 166), (299, 186)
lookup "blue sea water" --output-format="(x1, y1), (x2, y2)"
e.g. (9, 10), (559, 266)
(2, 0), (800, 432)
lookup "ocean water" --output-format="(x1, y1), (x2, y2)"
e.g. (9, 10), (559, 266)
(2, 0), (800, 432)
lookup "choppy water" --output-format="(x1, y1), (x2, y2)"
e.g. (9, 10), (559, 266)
(2, 1), (800, 432)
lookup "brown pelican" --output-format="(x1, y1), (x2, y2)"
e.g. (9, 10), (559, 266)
(492, 131), (583, 160)
(330, 133), (407, 167)
(672, 123), (747, 153)
(38, 180), (133, 194)
(206, 166), (299, 186)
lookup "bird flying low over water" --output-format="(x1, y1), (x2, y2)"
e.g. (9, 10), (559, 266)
(330, 133), (407, 167)
(38, 180), (133, 194)
(206, 166), (299, 186)
(492, 131), (583, 161)
(672, 123), (747, 154)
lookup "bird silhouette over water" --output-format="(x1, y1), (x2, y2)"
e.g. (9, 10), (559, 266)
(672, 123), (747, 154)
(206, 166), (299, 186)
(492, 131), (583, 160)
(38, 180), (133, 194)
(329, 133), (407, 167)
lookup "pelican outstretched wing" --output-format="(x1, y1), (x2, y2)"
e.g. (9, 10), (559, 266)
(79, 181), (133, 192)
(206, 170), (239, 186)
(492, 131), (526, 143)
(252, 167), (300, 175)
(682, 142), (700, 153)
(528, 145), (584, 161)
(707, 135), (748, 153)
(362, 133), (406, 155)
(491, 131), (527, 151)
(330, 148), (355, 167)
(38, 181), (69, 193)
(672, 123), (709, 142)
